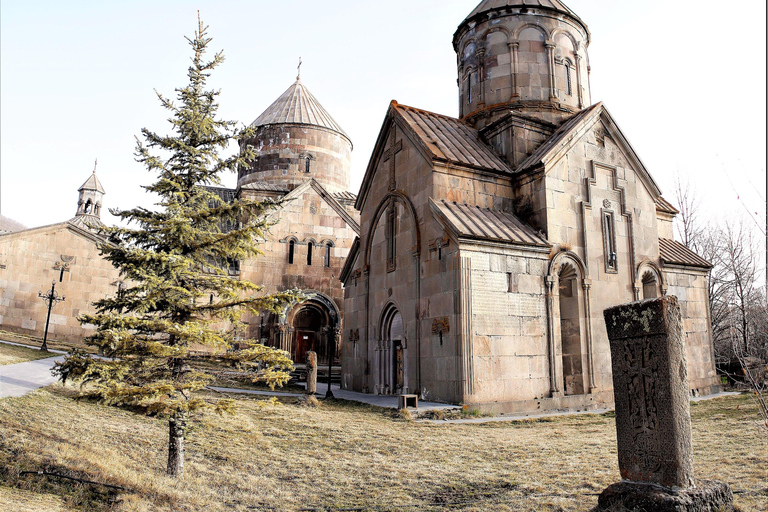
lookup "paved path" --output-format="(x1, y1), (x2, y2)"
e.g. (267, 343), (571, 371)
(210, 385), (459, 412)
(0, 354), (65, 398)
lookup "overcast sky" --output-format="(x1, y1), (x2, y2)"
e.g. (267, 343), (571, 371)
(2, 0), (766, 245)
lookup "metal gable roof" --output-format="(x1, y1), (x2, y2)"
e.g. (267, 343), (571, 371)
(431, 199), (548, 247)
(394, 103), (511, 173)
(659, 238), (711, 269)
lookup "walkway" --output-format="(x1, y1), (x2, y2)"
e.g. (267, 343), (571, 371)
(210, 385), (459, 412)
(0, 354), (65, 398)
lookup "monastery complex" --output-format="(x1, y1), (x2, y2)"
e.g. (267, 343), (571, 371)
(0, 0), (720, 413)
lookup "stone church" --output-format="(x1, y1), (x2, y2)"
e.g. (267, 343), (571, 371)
(1, 79), (360, 362)
(213, 76), (360, 366)
(340, 0), (718, 413)
(0, 170), (123, 343)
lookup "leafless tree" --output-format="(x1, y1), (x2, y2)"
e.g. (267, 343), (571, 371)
(674, 175), (703, 251)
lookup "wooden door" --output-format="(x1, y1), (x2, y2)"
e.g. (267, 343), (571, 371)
(294, 331), (316, 364)
(394, 340), (404, 390)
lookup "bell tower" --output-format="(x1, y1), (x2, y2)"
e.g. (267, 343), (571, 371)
(76, 163), (105, 219)
(454, 0), (592, 129)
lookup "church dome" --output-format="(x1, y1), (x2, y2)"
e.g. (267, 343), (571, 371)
(239, 78), (352, 194)
(461, 0), (586, 31)
(251, 79), (350, 143)
(454, 0), (591, 128)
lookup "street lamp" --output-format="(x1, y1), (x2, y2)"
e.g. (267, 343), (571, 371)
(38, 280), (65, 352)
(325, 326), (337, 398)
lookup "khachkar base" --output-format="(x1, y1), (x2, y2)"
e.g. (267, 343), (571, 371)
(597, 297), (733, 512)
(598, 480), (733, 512)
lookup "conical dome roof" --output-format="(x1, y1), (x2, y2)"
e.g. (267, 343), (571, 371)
(461, 0), (587, 33)
(251, 79), (349, 140)
(78, 170), (105, 194)
(466, 0), (577, 18)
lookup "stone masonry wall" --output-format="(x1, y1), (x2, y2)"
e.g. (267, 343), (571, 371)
(0, 224), (121, 344)
(238, 125), (352, 194)
(463, 245), (550, 405)
(663, 266), (719, 394)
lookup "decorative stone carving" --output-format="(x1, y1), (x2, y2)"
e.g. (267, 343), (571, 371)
(431, 317), (449, 335)
(383, 127), (403, 192)
(599, 297), (733, 511)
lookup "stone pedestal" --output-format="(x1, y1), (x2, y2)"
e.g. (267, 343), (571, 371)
(598, 297), (733, 512)
(598, 480), (734, 512)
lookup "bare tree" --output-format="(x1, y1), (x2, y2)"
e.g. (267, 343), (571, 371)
(674, 174), (703, 251)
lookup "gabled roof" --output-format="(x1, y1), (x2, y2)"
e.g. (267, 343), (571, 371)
(516, 102), (662, 198)
(395, 103), (511, 173)
(67, 215), (106, 232)
(430, 199), (549, 248)
(266, 178), (360, 236)
(655, 196), (679, 215)
(78, 171), (105, 194)
(251, 79), (350, 142)
(659, 238), (711, 269)
(339, 236), (360, 284)
(332, 190), (357, 204)
(356, 101), (512, 211)
(239, 182), (290, 194)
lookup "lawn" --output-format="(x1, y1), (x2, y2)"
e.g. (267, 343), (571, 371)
(0, 386), (765, 511)
(0, 342), (57, 366)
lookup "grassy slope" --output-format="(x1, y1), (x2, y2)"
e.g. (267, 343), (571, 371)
(0, 342), (56, 366)
(0, 386), (765, 511)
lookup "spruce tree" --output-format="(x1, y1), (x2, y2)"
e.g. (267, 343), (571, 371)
(54, 16), (299, 477)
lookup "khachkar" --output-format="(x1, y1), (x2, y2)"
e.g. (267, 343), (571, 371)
(598, 297), (733, 511)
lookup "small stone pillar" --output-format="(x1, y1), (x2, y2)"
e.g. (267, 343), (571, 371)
(598, 297), (733, 511)
(306, 351), (317, 395)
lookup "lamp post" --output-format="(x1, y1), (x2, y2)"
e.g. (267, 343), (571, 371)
(38, 280), (65, 352)
(325, 326), (337, 398)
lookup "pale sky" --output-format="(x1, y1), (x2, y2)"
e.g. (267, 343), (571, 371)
(2, 0), (766, 245)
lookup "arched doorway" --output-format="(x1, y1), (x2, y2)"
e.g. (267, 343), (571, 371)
(292, 304), (325, 364)
(285, 294), (340, 366)
(559, 263), (585, 396)
(378, 305), (405, 395)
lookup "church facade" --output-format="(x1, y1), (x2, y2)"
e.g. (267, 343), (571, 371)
(0, 171), (123, 344)
(340, 0), (718, 413)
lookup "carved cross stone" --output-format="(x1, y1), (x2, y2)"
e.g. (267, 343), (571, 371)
(599, 297), (734, 512)
(383, 126), (403, 191)
(604, 297), (692, 488)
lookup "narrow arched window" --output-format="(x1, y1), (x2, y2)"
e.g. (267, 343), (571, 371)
(307, 242), (313, 266)
(565, 62), (572, 96)
(288, 240), (295, 264)
(324, 243), (332, 268)
(305, 156), (311, 173)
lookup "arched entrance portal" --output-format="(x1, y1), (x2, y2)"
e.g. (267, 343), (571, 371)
(284, 294), (340, 366)
(292, 305), (325, 364)
(377, 305), (405, 395)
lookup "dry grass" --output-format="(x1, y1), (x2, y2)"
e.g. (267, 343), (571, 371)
(0, 387), (765, 512)
(0, 342), (56, 366)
